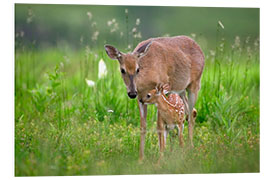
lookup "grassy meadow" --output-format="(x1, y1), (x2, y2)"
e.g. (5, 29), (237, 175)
(15, 5), (259, 176)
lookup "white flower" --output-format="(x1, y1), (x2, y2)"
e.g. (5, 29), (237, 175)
(85, 79), (95, 87)
(132, 27), (137, 33)
(136, 18), (140, 26)
(218, 21), (224, 29)
(107, 20), (112, 26)
(98, 59), (107, 79)
(87, 12), (92, 20)
(92, 31), (99, 41)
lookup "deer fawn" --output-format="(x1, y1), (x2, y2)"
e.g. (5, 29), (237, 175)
(105, 35), (204, 161)
(142, 84), (197, 158)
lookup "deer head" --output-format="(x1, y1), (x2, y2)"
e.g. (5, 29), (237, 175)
(141, 83), (169, 104)
(104, 41), (152, 99)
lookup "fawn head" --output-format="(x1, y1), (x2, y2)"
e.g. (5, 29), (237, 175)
(104, 42), (152, 99)
(141, 83), (169, 104)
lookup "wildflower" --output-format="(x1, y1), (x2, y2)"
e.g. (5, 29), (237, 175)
(127, 44), (132, 50)
(191, 33), (196, 39)
(80, 36), (84, 44)
(209, 50), (215, 56)
(107, 20), (112, 26)
(254, 38), (259, 47)
(92, 31), (99, 41)
(20, 31), (24, 38)
(85, 79), (95, 87)
(91, 21), (97, 27)
(136, 32), (142, 39)
(98, 59), (107, 79)
(85, 46), (91, 60)
(163, 33), (170, 37)
(245, 36), (250, 44)
(107, 19), (119, 33)
(26, 8), (34, 24)
(132, 27), (137, 33)
(234, 36), (241, 48)
(120, 31), (124, 37)
(218, 20), (224, 29)
(108, 109), (114, 113)
(136, 18), (140, 26)
(247, 46), (252, 57)
(60, 62), (64, 68)
(87, 11), (92, 20)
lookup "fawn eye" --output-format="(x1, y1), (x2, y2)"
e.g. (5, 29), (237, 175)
(146, 94), (151, 99)
(136, 68), (140, 74)
(120, 68), (126, 74)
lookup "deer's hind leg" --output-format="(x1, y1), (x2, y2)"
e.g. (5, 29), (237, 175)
(187, 80), (201, 147)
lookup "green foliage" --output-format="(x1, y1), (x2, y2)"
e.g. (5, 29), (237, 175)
(15, 41), (260, 175)
(14, 5), (259, 176)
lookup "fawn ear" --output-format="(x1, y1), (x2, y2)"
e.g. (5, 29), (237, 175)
(162, 83), (170, 94)
(104, 45), (123, 60)
(136, 41), (152, 58)
(155, 83), (163, 94)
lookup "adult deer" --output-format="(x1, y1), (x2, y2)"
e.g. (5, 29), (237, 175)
(104, 36), (205, 161)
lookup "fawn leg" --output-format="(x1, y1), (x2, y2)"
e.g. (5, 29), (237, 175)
(138, 100), (147, 161)
(157, 112), (166, 161)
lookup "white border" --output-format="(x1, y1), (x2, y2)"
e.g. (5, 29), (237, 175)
(1, 0), (269, 180)
(13, 0), (260, 8)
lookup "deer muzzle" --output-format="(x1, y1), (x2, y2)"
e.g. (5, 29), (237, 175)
(127, 75), (137, 99)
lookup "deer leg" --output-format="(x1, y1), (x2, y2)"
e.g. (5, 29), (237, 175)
(157, 112), (166, 161)
(179, 91), (189, 116)
(177, 123), (184, 148)
(179, 91), (188, 133)
(138, 100), (147, 161)
(187, 83), (200, 148)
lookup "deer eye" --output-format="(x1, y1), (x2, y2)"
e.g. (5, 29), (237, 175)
(146, 93), (151, 99)
(120, 68), (126, 74)
(136, 68), (140, 74)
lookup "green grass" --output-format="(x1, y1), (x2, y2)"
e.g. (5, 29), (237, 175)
(15, 35), (259, 175)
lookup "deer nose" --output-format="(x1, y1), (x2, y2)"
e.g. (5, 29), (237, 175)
(128, 91), (137, 99)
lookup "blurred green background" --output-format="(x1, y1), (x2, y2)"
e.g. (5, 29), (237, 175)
(15, 4), (259, 51)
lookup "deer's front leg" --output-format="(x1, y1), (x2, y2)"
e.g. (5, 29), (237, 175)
(157, 111), (166, 160)
(138, 100), (147, 161)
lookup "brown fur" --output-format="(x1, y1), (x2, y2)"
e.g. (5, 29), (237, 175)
(143, 84), (198, 159)
(105, 35), (205, 160)
(134, 36), (204, 100)
(143, 85), (185, 152)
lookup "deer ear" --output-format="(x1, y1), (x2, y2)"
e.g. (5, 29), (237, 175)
(155, 83), (163, 94)
(104, 45), (122, 60)
(136, 41), (152, 58)
(162, 83), (170, 94)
